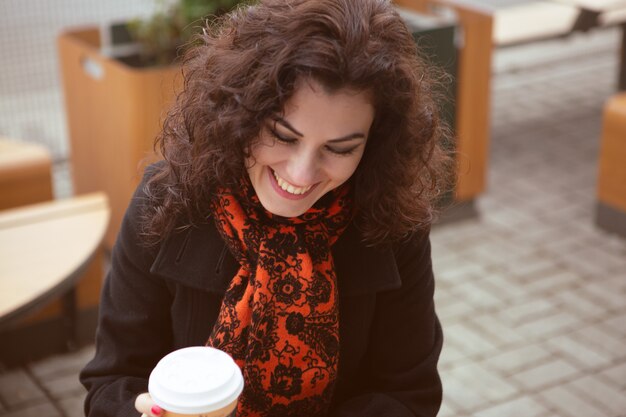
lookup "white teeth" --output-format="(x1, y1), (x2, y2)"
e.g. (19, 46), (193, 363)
(273, 170), (312, 195)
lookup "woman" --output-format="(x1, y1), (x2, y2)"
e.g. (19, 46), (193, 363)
(80, 0), (450, 416)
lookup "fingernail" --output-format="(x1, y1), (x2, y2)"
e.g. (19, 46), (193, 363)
(151, 405), (163, 416)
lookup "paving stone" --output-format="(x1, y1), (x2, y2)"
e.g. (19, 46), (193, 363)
(511, 225), (571, 250)
(446, 362), (518, 403)
(511, 359), (580, 390)
(564, 244), (626, 272)
(565, 374), (626, 415)
(437, 298), (476, 322)
(438, 341), (468, 369)
(28, 345), (95, 380)
(577, 244), (626, 270)
(0, 402), (62, 417)
(0, 370), (47, 408)
(473, 396), (549, 417)
(546, 334), (613, 369)
(478, 272), (529, 301)
(437, 400), (458, 417)
(431, 253), (456, 276)
(524, 194), (576, 217)
(461, 239), (527, 266)
(441, 374), (490, 412)
(600, 360), (626, 389)
(602, 234), (626, 253)
(522, 269), (579, 295)
(57, 392), (86, 417)
(486, 344), (553, 375)
(507, 254), (554, 278)
(431, 221), (485, 246)
(500, 299), (557, 326)
(553, 287), (609, 319)
(38, 372), (85, 401)
(539, 385), (607, 417)
(448, 281), (506, 310)
(433, 290), (455, 307)
(603, 274), (626, 295)
(560, 252), (618, 278)
(577, 281), (626, 312)
(435, 262), (490, 287)
(572, 324), (626, 361)
(483, 205), (535, 230)
(516, 311), (580, 340)
(444, 323), (499, 357)
(601, 312), (626, 338)
(468, 313), (525, 346)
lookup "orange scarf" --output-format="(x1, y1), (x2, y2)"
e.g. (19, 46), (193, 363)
(207, 179), (352, 417)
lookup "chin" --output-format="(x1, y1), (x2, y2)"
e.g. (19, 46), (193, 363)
(264, 203), (309, 218)
(257, 194), (315, 218)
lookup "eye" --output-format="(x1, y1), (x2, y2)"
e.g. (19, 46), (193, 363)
(269, 127), (297, 145)
(325, 145), (359, 156)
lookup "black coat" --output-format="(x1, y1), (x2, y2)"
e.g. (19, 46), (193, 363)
(80, 171), (443, 417)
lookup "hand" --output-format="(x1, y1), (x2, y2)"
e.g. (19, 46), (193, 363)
(135, 392), (164, 417)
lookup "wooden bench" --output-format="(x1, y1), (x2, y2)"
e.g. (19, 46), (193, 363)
(0, 193), (109, 363)
(596, 93), (626, 237)
(0, 138), (53, 209)
(0, 138), (110, 363)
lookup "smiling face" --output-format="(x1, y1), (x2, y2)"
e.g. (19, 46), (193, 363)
(246, 79), (375, 218)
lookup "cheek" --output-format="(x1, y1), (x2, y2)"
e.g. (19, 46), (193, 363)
(327, 155), (364, 183)
(249, 140), (279, 166)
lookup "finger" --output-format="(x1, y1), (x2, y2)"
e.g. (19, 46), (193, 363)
(135, 393), (163, 416)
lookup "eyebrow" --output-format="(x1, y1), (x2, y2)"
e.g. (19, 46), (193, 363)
(273, 116), (366, 143)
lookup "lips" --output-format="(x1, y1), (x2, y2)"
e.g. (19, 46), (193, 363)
(268, 168), (317, 200)
(273, 170), (313, 195)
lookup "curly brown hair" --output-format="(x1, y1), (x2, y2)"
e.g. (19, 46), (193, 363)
(143, 0), (452, 246)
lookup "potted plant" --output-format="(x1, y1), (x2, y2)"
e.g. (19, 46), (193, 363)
(125, 0), (247, 66)
(58, 0), (249, 250)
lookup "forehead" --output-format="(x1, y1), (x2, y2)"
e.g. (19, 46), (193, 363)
(279, 79), (375, 136)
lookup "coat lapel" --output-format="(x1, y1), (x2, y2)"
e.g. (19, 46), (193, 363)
(332, 223), (402, 296)
(150, 219), (402, 296)
(150, 220), (238, 293)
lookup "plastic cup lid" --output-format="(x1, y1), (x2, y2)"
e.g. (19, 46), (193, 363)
(148, 346), (244, 414)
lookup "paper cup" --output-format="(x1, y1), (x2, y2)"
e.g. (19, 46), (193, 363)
(149, 347), (244, 417)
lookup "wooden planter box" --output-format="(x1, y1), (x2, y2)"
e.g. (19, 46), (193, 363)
(596, 93), (626, 237)
(58, 27), (183, 249)
(395, 0), (493, 205)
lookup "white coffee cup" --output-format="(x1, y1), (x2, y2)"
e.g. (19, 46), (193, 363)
(149, 346), (244, 417)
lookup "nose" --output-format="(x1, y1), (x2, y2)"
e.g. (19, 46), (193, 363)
(284, 147), (320, 186)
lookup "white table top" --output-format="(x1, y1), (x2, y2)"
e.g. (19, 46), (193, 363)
(494, 1), (579, 46)
(494, 0), (626, 46)
(554, 0), (626, 12)
(0, 193), (109, 327)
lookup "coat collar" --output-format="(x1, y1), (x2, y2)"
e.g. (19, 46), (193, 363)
(150, 219), (401, 297)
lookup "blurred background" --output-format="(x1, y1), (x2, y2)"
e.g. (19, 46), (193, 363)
(0, 0), (625, 416)
(1, 0), (159, 179)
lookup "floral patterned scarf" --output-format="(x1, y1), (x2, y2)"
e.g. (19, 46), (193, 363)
(207, 178), (352, 417)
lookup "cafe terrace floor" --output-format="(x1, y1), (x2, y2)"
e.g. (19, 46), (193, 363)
(1, 22), (625, 417)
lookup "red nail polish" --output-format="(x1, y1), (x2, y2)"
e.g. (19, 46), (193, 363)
(151, 405), (163, 416)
